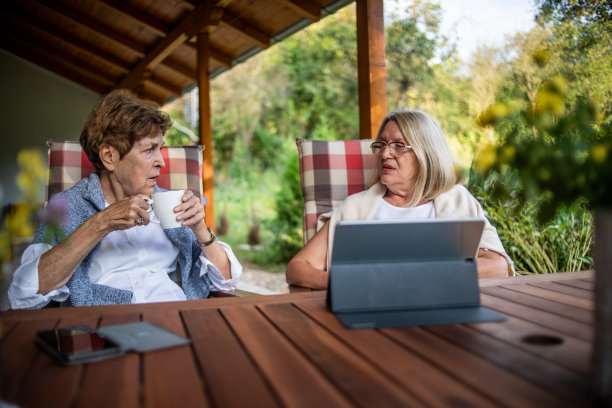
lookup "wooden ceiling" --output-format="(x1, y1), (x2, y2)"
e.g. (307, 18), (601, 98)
(0, 0), (353, 105)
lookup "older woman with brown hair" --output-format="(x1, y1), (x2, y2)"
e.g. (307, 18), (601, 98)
(286, 109), (514, 290)
(9, 90), (241, 309)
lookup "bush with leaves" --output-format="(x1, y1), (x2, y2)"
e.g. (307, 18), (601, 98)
(256, 149), (304, 264)
(468, 169), (593, 274)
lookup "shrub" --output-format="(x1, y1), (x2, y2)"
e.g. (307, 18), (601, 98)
(468, 169), (593, 274)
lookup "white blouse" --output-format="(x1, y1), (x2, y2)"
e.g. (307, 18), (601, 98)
(8, 211), (242, 310)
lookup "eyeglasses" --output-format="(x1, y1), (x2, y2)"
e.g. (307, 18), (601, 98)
(370, 141), (413, 155)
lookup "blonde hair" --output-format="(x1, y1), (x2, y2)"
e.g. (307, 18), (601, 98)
(376, 109), (458, 206)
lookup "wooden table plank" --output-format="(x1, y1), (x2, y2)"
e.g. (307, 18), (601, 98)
(467, 316), (592, 376)
(181, 308), (281, 408)
(529, 281), (594, 299)
(383, 326), (575, 408)
(141, 309), (209, 408)
(557, 279), (595, 291)
(295, 300), (500, 407)
(425, 324), (598, 406)
(481, 293), (593, 342)
(1, 318), (59, 405)
(73, 313), (141, 408)
(16, 315), (99, 408)
(0, 319), (17, 341)
(220, 304), (355, 408)
(259, 302), (426, 407)
(478, 271), (594, 287)
(481, 286), (592, 323)
(1, 292), (326, 323)
(501, 284), (594, 310)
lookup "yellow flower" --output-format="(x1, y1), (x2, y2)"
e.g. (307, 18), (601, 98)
(499, 145), (517, 165)
(532, 49), (549, 67)
(474, 145), (498, 173)
(535, 76), (568, 117)
(590, 144), (608, 164)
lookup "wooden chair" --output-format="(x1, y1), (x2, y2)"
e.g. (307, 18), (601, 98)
(296, 138), (377, 244)
(46, 140), (204, 201)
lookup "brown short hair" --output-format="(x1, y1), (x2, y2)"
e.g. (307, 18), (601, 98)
(79, 89), (173, 173)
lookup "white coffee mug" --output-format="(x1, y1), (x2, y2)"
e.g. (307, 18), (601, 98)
(143, 190), (185, 229)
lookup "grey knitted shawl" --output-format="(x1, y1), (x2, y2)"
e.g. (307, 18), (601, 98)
(33, 173), (211, 306)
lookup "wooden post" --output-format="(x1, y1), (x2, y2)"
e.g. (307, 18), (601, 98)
(594, 209), (612, 403)
(356, 0), (387, 140)
(197, 31), (215, 231)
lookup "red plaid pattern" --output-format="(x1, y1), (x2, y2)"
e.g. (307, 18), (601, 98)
(296, 138), (377, 244)
(46, 140), (204, 200)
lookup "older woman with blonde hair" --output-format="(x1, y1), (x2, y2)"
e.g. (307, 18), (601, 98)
(286, 109), (513, 290)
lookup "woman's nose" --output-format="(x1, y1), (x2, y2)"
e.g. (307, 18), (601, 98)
(380, 144), (394, 158)
(154, 149), (166, 168)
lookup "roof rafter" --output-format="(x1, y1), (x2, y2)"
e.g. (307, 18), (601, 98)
(96, 0), (169, 37)
(277, 0), (321, 21)
(185, 42), (233, 69)
(0, 31), (114, 94)
(2, 9), (131, 75)
(28, 0), (147, 58)
(118, 0), (223, 90)
(162, 57), (197, 80)
(220, 11), (270, 49)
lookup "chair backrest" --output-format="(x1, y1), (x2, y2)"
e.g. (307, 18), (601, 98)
(296, 138), (377, 244)
(46, 140), (204, 201)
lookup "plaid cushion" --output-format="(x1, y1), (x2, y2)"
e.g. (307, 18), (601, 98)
(296, 138), (377, 244)
(46, 140), (204, 200)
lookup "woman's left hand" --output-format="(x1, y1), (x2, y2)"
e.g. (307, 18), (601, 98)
(175, 190), (207, 232)
(176, 190), (232, 280)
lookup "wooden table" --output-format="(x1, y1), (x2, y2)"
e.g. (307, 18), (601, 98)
(1, 271), (601, 407)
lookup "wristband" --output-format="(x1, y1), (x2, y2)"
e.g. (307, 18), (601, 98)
(199, 228), (216, 247)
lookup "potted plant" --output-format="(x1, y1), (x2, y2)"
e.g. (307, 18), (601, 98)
(475, 71), (611, 401)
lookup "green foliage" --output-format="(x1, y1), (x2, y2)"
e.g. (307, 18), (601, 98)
(468, 170), (593, 274)
(255, 147), (304, 264)
(476, 73), (611, 221)
(536, 0), (611, 25)
(164, 112), (195, 146)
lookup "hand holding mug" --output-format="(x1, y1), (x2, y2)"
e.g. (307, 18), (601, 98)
(142, 190), (185, 229)
(142, 190), (206, 231)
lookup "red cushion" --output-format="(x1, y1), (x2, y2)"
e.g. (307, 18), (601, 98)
(46, 140), (204, 200)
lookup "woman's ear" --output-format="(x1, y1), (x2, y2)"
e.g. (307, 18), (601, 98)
(99, 144), (119, 172)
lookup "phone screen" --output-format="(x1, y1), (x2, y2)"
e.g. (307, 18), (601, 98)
(35, 326), (124, 365)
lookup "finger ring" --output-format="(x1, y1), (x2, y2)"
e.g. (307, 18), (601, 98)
(136, 218), (144, 226)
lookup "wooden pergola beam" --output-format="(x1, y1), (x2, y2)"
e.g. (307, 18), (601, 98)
(118, 1), (219, 90)
(356, 0), (387, 139)
(0, 32), (113, 94)
(163, 57), (197, 80)
(2, 9), (130, 75)
(277, 0), (321, 21)
(185, 42), (233, 69)
(97, 0), (168, 37)
(29, 0), (147, 57)
(221, 11), (270, 49)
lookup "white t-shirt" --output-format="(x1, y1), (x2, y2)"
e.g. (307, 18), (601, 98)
(372, 198), (436, 220)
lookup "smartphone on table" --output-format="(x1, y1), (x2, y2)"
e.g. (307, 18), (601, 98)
(35, 326), (124, 365)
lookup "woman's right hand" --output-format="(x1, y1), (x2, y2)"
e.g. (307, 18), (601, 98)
(37, 196), (150, 295)
(93, 196), (152, 233)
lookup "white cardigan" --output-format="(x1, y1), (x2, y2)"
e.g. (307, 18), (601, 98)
(318, 182), (515, 276)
